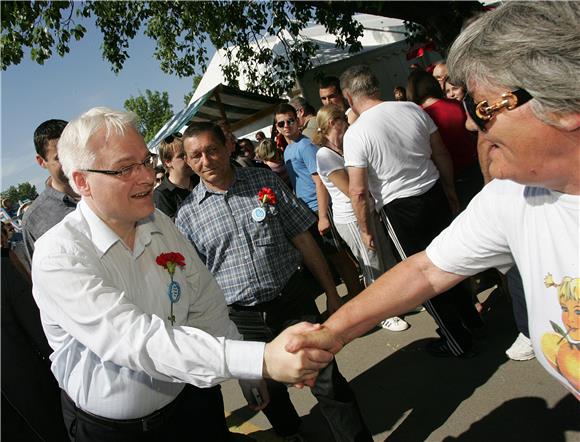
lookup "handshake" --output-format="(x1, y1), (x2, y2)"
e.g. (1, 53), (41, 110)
(239, 322), (343, 411)
(262, 321), (343, 386)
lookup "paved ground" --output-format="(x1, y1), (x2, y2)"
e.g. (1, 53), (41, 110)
(221, 286), (579, 441)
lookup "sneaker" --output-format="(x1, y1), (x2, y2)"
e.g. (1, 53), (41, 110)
(380, 316), (409, 332)
(506, 333), (535, 361)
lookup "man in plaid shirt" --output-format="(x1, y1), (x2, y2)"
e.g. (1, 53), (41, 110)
(176, 122), (371, 442)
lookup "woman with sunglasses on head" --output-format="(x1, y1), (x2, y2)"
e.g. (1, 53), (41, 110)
(313, 105), (410, 332)
(154, 133), (199, 220)
(407, 70), (483, 210)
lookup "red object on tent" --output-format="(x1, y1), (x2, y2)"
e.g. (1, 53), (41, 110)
(406, 41), (436, 60)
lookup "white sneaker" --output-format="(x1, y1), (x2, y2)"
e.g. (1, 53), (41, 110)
(380, 316), (409, 332)
(506, 332), (535, 361)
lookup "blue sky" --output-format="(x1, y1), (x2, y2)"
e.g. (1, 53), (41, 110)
(1, 22), (209, 194)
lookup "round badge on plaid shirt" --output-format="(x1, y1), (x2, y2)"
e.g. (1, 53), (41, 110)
(251, 207), (266, 222)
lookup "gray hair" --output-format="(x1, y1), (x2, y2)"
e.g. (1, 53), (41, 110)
(447, 1), (580, 124)
(58, 107), (137, 192)
(340, 65), (380, 99)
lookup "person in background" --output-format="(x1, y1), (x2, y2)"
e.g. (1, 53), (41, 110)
(445, 79), (466, 102)
(154, 132), (198, 219)
(22, 119), (79, 271)
(289, 96), (318, 139)
(177, 122), (372, 442)
(255, 139), (292, 189)
(407, 69), (482, 209)
(319, 75), (358, 125)
(393, 86), (407, 101)
(313, 104), (409, 332)
(2, 222), (68, 441)
(154, 165), (165, 189)
(276, 103), (364, 303)
(338, 65), (483, 358)
(432, 61), (448, 90)
(255, 131), (266, 143)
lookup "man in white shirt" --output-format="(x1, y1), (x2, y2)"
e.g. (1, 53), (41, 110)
(287, 1), (579, 399)
(31, 107), (333, 441)
(341, 64), (482, 358)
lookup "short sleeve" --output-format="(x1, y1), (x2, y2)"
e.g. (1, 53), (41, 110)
(426, 180), (515, 275)
(343, 127), (368, 168)
(316, 148), (344, 178)
(300, 142), (319, 175)
(271, 173), (316, 238)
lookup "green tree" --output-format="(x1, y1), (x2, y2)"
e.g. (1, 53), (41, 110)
(1, 1), (483, 97)
(1, 182), (39, 205)
(123, 90), (173, 143)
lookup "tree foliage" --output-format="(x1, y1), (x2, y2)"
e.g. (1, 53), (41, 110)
(1, 182), (39, 204)
(2, 1), (483, 97)
(124, 90), (173, 143)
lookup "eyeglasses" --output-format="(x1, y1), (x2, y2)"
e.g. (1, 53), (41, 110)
(463, 89), (533, 132)
(163, 133), (182, 144)
(82, 154), (159, 179)
(276, 118), (296, 128)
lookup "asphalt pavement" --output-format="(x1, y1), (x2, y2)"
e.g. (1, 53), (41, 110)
(221, 286), (579, 441)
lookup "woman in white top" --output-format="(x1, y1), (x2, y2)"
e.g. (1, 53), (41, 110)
(313, 105), (409, 332)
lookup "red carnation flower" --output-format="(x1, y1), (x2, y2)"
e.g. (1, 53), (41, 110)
(156, 252), (186, 276)
(258, 187), (277, 206)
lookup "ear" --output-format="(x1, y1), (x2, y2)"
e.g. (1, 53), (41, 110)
(35, 154), (47, 169)
(71, 170), (91, 197)
(343, 90), (354, 108)
(554, 112), (580, 132)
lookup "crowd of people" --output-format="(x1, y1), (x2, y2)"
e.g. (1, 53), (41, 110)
(2, 2), (578, 441)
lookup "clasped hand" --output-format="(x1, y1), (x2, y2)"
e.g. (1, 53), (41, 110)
(262, 321), (343, 388)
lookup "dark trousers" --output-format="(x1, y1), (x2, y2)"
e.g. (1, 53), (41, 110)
(507, 266), (529, 337)
(229, 270), (372, 442)
(61, 384), (229, 442)
(380, 181), (483, 355)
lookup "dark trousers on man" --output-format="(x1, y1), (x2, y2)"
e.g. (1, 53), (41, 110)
(229, 269), (372, 442)
(380, 181), (483, 356)
(61, 384), (229, 442)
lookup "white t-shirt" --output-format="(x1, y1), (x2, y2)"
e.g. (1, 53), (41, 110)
(316, 146), (356, 224)
(344, 101), (439, 209)
(426, 179), (580, 396)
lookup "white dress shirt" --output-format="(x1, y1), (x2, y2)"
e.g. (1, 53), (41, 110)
(32, 200), (264, 419)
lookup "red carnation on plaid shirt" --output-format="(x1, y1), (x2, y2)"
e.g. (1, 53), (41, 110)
(258, 187), (277, 206)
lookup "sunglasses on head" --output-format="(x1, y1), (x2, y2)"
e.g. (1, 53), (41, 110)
(463, 89), (533, 132)
(163, 132), (182, 144)
(276, 118), (296, 128)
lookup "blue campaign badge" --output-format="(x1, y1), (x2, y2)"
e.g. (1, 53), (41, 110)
(251, 207), (266, 222)
(167, 280), (181, 303)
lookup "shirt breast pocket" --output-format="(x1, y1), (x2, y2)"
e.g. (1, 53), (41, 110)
(244, 213), (279, 247)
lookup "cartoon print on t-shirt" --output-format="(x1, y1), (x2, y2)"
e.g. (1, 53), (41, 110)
(540, 274), (579, 393)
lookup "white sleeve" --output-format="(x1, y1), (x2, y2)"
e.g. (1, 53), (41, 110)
(426, 180), (515, 275)
(316, 148), (344, 178)
(32, 240), (264, 387)
(343, 127), (368, 168)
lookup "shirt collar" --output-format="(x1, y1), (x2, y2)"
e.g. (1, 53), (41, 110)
(192, 167), (245, 205)
(44, 182), (78, 205)
(78, 199), (160, 258)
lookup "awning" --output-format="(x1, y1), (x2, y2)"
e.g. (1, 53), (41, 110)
(148, 84), (284, 151)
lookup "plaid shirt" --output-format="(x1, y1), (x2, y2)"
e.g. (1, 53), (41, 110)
(176, 167), (315, 306)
